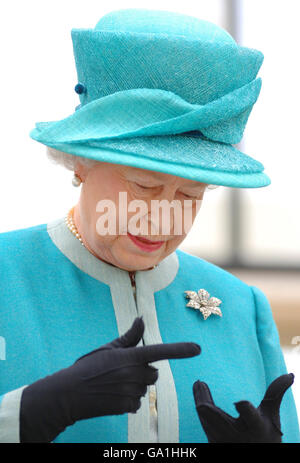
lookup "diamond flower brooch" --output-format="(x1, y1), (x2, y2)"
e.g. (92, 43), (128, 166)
(184, 289), (222, 320)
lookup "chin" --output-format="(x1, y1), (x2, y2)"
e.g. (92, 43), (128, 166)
(116, 252), (160, 272)
(115, 237), (172, 270)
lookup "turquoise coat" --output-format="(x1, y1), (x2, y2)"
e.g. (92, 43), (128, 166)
(0, 216), (299, 443)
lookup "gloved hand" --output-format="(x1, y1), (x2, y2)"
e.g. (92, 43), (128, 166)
(193, 373), (294, 443)
(20, 317), (201, 442)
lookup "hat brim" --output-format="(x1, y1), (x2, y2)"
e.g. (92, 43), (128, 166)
(31, 129), (270, 188)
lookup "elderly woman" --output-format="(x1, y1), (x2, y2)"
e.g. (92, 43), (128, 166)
(0, 9), (299, 444)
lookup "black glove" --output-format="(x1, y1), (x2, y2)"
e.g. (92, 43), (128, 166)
(20, 317), (201, 442)
(193, 373), (294, 443)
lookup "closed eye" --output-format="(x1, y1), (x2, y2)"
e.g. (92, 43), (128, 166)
(180, 191), (204, 199)
(133, 182), (202, 198)
(136, 183), (151, 189)
(182, 193), (196, 199)
(134, 182), (157, 190)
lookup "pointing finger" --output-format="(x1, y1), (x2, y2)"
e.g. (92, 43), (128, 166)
(131, 342), (201, 364)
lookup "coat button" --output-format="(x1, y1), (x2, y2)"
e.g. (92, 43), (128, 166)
(74, 83), (86, 94)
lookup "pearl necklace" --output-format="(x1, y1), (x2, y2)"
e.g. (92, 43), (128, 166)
(65, 206), (85, 245)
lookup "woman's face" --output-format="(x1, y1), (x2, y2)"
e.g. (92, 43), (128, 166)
(74, 161), (207, 271)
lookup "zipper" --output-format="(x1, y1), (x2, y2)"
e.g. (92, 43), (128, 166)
(128, 270), (158, 433)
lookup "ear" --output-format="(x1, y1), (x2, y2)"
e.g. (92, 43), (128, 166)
(74, 159), (91, 182)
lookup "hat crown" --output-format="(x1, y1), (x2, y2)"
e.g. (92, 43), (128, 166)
(30, 9), (270, 189)
(71, 11), (262, 106)
(94, 8), (236, 45)
(68, 8), (264, 145)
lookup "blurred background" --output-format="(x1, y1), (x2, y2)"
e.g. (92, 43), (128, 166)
(0, 0), (299, 413)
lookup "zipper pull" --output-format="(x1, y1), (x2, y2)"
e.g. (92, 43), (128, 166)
(129, 271), (137, 302)
(129, 271), (136, 288)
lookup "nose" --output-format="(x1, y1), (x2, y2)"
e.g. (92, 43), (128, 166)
(147, 187), (184, 237)
(159, 184), (181, 203)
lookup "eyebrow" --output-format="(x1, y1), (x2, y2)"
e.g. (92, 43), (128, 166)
(128, 170), (166, 180)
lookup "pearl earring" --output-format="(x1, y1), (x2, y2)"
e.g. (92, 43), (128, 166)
(72, 173), (82, 187)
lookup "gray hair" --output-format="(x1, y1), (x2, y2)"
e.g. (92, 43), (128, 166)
(46, 146), (98, 171)
(45, 146), (219, 190)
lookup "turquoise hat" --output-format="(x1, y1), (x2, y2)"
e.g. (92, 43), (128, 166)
(30, 9), (270, 188)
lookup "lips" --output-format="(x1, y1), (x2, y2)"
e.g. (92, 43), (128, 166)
(132, 235), (164, 244)
(127, 232), (165, 252)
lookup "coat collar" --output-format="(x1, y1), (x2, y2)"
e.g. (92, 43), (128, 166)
(46, 215), (179, 291)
